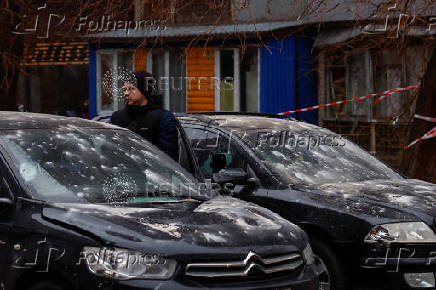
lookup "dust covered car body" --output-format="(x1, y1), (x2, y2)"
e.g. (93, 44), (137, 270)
(178, 113), (436, 290)
(0, 112), (318, 290)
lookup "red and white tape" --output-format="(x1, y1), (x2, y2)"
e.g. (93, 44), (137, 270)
(404, 114), (436, 149)
(415, 114), (436, 123)
(405, 126), (436, 149)
(278, 84), (420, 115)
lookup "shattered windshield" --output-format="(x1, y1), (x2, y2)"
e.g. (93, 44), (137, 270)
(239, 121), (402, 185)
(0, 128), (205, 203)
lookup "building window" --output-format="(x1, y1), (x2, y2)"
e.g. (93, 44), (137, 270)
(324, 51), (372, 120)
(151, 49), (167, 99)
(373, 47), (432, 121)
(324, 48), (431, 122)
(148, 49), (187, 113)
(169, 49), (187, 113)
(215, 48), (241, 111)
(240, 47), (259, 112)
(373, 49), (404, 119)
(220, 50), (236, 111)
(97, 50), (134, 114)
(325, 62), (346, 117)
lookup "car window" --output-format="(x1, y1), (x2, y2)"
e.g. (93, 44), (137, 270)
(0, 129), (208, 203)
(177, 127), (195, 175)
(183, 126), (247, 179)
(0, 161), (15, 201)
(0, 177), (11, 200)
(240, 123), (402, 185)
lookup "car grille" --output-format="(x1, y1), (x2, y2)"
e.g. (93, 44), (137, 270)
(185, 252), (303, 278)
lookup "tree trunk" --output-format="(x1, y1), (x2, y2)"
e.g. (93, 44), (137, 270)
(400, 49), (436, 183)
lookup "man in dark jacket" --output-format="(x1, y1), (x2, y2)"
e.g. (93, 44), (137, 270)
(111, 71), (178, 160)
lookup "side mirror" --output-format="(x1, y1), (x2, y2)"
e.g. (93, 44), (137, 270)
(212, 168), (248, 185)
(232, 178), (260, 197)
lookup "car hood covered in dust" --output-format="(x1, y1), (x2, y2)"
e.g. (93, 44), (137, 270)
(41, 196), (306, 255)
(298, 178), (436, 225)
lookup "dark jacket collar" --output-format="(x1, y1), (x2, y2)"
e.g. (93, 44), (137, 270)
(126, 94), (163, 117)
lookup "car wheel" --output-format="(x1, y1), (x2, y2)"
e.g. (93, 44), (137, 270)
(27, 279), (70, 290)
(310, 238), (348, 290)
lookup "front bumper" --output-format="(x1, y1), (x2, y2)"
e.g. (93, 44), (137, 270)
(360, 243), (436, 290)
(77, 264), (319, 290)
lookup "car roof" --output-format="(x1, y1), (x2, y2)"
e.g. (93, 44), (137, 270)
(0, 111), (124, 130)
(176, 113), (322, 132)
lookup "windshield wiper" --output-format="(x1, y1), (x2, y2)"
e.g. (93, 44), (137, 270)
(105, 191), (214, 203)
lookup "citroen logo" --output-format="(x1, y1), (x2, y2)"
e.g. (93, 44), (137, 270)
(242, 251), (267, 274)
(243, 251), (262, 265)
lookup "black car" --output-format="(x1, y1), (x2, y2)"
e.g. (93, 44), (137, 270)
(178, 112), (436, 290)
(0, 112), (319, 290)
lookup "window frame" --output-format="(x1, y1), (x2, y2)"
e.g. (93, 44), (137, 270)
(0, 140), (28, 201)
(147, 49), (188, 112)
(96, 49), (134, 116)
(183, 125), (226, 179)
(322, 50), (374, 121)
(181, 122), (274, 187)
(214, 48), (240, 112)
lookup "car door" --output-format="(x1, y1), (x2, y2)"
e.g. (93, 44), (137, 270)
(181, 122), (278, 200)
(0, 164), (16, 289)
(175, 121), (203, 180)
(181, 124), (250, 179)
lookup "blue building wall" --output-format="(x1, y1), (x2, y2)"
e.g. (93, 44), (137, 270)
(296, 37), (318, 124)
(260, 37), (318, 124)
(260, 37), (296, 114)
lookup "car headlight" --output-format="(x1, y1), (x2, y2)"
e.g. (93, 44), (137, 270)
(302, 243), (315, 264)
(364, 222), (436, 244)
(82, 247), (177, 280)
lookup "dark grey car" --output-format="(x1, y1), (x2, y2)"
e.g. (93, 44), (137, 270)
(0, 112), (319, 290)
(178, 112), (436, 290)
